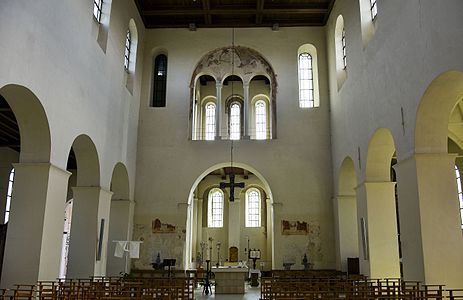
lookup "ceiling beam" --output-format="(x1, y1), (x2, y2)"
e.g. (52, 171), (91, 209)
(142, 8), (328, 16)
(133, 0), (148, 27)
(202, 0), (212, 25)
(323, 0), (336, 24)
(256, 0), (265, 24)
(146, 20), (323, 28)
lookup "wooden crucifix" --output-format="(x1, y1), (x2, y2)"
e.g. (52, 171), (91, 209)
(220, 173), (245, 202)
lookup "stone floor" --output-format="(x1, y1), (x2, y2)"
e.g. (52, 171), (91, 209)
(194, 283), (261, 300)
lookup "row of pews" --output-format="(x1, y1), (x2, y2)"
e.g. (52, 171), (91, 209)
(261, 270), (463, 299)
(0, 275), (195, 299)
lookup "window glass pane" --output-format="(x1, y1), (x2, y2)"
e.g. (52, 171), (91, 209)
(370, 0), (378, 20)
(455, 166), (463, 228)
(4, 168), (14, 223)
(255, 101), (266, 140)
(93, 0), (103, 22)
(230, 103), (240, 140)
(342, 29), (347, 69)
(124, 30), (131, 71)
(205, 103), (216, 140)
(152, 55), (168, 107)
(246, 190), (261, 227)
(210, 190), (223, 227)
(298, 53), (314, 108)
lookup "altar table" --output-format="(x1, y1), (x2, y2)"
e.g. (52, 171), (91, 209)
(212, 267), (248, 294)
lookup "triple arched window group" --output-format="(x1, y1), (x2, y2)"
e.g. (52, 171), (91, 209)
(203, 100), (268, 141)
(207, 188), (262, 228)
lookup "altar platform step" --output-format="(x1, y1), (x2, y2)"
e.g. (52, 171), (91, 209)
(195, 285), (260, 300)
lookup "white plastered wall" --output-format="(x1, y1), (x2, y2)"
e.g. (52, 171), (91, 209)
(135, 27), (335, 270)
(327, 0), (463, 286)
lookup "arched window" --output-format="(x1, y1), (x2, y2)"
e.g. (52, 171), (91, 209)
(298, 53), (314, 108)
(205, 102), (216, 140)
(455, 166), (463, 228)
(229, 103), (241, 140)
(93, 0), (103, 23)
(370, 0), (378, 20)
(255, 101), (267, 139)
(208, 189), (224, 228)
(152, 54), (168, 107)
(124, 30), (131, 71)
(246, 189), (261, 227)
(4, 168), (14, 223)
(335, 15), (347, 88)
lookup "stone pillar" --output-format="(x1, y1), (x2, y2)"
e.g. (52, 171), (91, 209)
(197, 198), (203, 247)
(106, 199), (134, 276)
(67, 187), (112, 278)
(243, 83), (250, 139)
(394, 154), (463, 288)
(1, 163), (70, 288)
(356, 181), (400, 278)
(228, 199), (241, 261)
(215, 82), (223, 140)
(336, 195), (359, 272)
(266, 197), (272, 269)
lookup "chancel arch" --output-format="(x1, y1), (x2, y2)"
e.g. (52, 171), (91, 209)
(185, 163), (274, 271)
(335, 157), (359, 272)
(190, 46), (277, 140)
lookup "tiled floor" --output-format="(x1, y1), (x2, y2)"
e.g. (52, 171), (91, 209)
(194, 283), (261, 300)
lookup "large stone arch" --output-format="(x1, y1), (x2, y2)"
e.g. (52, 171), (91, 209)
(107, 162), (133, 276)
(365, 128), (396, 182)
(397, 70), (463, 287)
(358, 128), (400, 278)
(69, 134), (101, 187)
(335, 157), (359, 272)
(0, 84), (51, 163)
(415, 70), (463, 154)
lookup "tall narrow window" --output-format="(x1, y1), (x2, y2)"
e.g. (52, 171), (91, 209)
(4, 168), (14, 223)
(229, 103), (241, 140)
(93, 0), (103, 23)
(246, 189), (261, 227)
(152, 54), (168, 107)
(370, 0), (378, 20)
(255, 101), (267, 139)
(205, 103), (216, 140)
(208, 189), (224, 228)
(455, 166), (463, 228)
(298, 53), (314, 108)
(124, 30), (131, 71)
(342, 28), (347, 69)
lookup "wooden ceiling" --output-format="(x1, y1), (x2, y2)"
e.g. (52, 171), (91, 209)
(0, 95), (20, 152)
(134, 0), (336, 29)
